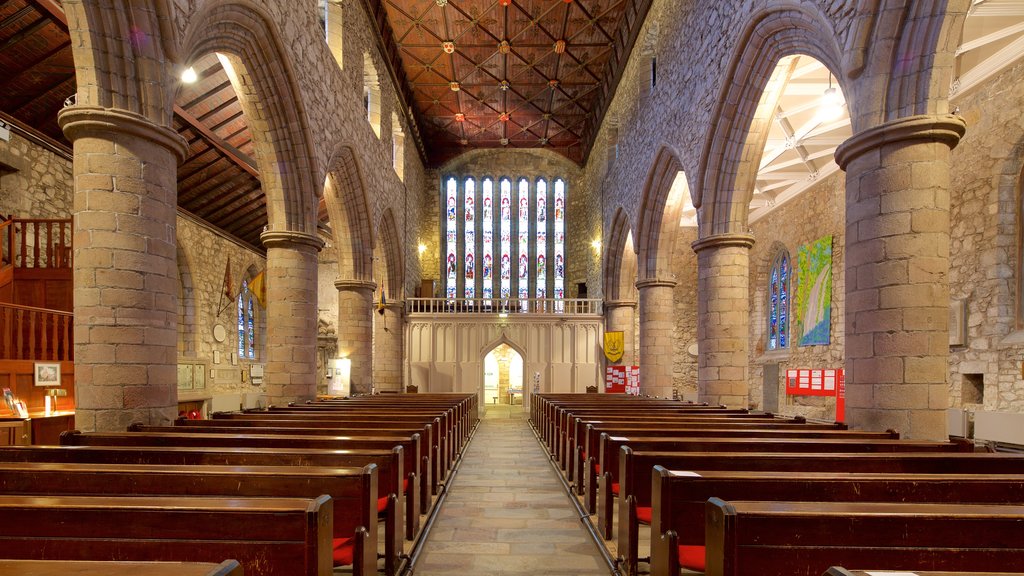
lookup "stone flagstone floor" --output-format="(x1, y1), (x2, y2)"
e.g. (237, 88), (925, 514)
(413, 404), (609, 575)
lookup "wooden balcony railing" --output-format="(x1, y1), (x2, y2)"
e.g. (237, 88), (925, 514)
(407, 297), (602, 315)
(6, 218), (72, 269)
(0, 302), (73, 361)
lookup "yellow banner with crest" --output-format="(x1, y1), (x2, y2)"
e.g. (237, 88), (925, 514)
(604, 331), (624, 363)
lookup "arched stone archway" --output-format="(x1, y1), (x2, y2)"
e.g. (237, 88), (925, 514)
(604, 208), (638, 366)
(374, 208), (405, 392)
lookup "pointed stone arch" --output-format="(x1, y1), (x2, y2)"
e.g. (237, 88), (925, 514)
(604, 207), (638, 301)
(175, 240), (197, 359)
(697, 5), (843, 238)
(377, 208), (404, 299)
(181, 1), (320, 238)
(323, 144), (375, 281)
(636, 147), (688, 281)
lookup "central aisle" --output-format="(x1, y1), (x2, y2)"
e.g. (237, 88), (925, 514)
(414, 404), (609, 575)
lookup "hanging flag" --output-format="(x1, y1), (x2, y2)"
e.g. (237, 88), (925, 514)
(604, 331), (624, 363)
(377, 283), (387, 316)
(216, 257), (234, 316)
(248, 270), (267, 309)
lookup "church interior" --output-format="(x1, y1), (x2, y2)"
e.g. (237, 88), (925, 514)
(2, 0), (1024, 574)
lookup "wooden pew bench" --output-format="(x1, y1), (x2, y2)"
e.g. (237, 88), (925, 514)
(0, 444), (405, 575)
(136, 422), (434, 515)
(0, 461), (378, 576)
(648, 468), (1024, 576)
(703, 499), (1024, 576)
(598, 437), (974, 542)
(0, 560), (243, 575)
(0, 494), (334, 576)
(614, 449), (1024, 571)
(60, 429), (422, 545)
(825, 569), (1024, 576)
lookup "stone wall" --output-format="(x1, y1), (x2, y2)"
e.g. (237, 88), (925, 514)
(948, 59), (1024, 413)
(671, 226), (698, 398)
(0, 133), (72, 219)
(747, 172), (846, 420)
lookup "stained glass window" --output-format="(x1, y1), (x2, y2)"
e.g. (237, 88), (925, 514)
(500, 178), (511, 300)
(767, 250), (790, 350)
(536, 179), (547, 299)
(442, 175), (566, 310)
(237, 281), (256, 360)
(482, 178), (494, 301)
(445, 177), (457, 299)
(517, 179), (530, 310)
(464, 178), (476, 303)
(554, 179), (565, 309)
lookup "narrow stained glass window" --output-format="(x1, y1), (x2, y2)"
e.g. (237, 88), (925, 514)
(482, 178), (494, 302)
(237, 281), (255, 360)
(445, 177), (458, 299)
(464, 178), (476, 304)
(517, 178), (530, 311)
(767, 250), (790, 350)
(237, 285), (246, 358)
(500, 178), (512, 300)
(536, 179), (547, 299)
(554, 179), (565, 310)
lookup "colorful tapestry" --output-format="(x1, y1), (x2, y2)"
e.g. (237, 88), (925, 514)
(794, 235), (832, 346)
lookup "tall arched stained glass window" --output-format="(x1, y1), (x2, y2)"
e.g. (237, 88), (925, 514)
(445, 177), (458, 299)
(554, 179), (565, 308)
(767, 250), (790, 350)
(464, 178), (476, 303)
(481, 178), (494, 301)
(237, 281), (256, 360)
(536, 179), (547, 299)
(500, 178), (512, 299)
(517, 178), (529, 310)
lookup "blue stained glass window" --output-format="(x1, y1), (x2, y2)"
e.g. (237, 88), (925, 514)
(237, 281), (256, 360)
(464, 178), (476, 303)
(536, 179), (547, 298)
(482, 178), (493, 300)
(767, 251), (790, 350)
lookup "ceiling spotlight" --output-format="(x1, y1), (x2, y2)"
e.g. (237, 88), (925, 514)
(819, 73), (845, 121)
(181, 66), (198, 84)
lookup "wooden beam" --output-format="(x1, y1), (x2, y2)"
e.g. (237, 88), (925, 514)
(173, 105), (259, 179)
(26, 0), (67, 28)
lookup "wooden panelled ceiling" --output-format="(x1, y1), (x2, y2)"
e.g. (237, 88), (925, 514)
(366, 0), (653, 165)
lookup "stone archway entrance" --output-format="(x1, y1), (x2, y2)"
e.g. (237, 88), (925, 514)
(483, 344), (524, 406)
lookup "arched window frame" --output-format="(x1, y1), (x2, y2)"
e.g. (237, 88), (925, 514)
(237, 279), (258, 360)
(767, 249), (790, 351)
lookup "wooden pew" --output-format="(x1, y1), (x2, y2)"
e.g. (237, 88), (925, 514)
(615, 449), (1024, 568)
(0, 444), (404, 575)
(704, 499), (1024, 576)
(137, 422), (434, 515)
(0, 560), (244, 575)
(207, 413), (449, 494)
(598, 437), (974, 542)
(649, 468), (1024, 576)
(59, 429), (422, 545)
(0, 494), (334, 576)
(823, 565), (1024, 569)
(0, 461), (377, 576)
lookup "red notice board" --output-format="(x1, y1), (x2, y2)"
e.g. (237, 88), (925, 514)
(785, 368), (845, 423)
(605, 366), (640, 395)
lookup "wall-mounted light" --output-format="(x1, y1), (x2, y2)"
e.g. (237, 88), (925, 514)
(591, 239), (602, 252)
(181, 66), (198, 84)
(418, 243), (427, 255)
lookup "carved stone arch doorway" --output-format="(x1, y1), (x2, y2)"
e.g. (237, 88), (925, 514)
(481, 335), (527, 411)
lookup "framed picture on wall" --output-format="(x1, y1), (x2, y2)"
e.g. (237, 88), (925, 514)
(33, 363), (60, 387)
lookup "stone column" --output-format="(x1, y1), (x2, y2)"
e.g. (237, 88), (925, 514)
(373, 303), (405, 392)
(604, 300), (637, 366)
(59, 106), (187, 432)
(692, 233), (755, 408)
(262, 231), (324, 405)
(336, 279), (376, 394)
(636, 279), (676, 398)
(835, 115), (966, 440)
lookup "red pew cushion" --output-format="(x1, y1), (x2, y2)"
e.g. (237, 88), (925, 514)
(377, 496), (389, 513)
(678, 545), (705, 571)
(611, 482), (620, 496)
(636, 506), (651, 525)
(333, 537), (354, 566)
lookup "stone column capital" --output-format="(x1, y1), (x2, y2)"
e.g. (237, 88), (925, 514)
(261, 230), (326, 252)
(335, 279), (377, 293)
(691, 232), (755, 254)
(604, 299), (638, 309)
(58, 105), (189, 162)
(635, 278), (676, 290)
(834, 114), (967, 170)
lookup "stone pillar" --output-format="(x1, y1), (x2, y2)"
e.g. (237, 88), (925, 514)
(604, 300), (637, 366)
(373, 303), (405, 392)
(636, 279), (676, 398)
(835, 115), (966, 440)
(336, 279), (376, 394)
(692, 233), (755, 408)
(59, 106), (187, 432)
(262, 231), (324, 405)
